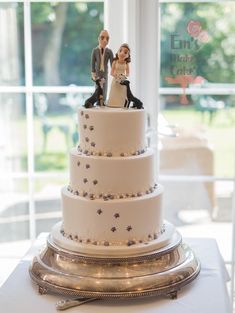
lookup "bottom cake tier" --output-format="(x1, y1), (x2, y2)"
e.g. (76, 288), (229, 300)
(60, 185), (164, 248)
(51, 220), (175, 257)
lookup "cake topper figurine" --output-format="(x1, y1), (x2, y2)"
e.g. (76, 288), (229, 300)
(91, 30), (113, 102)
(84, 78), (104, 108)
(107, 43), (143, 109)
(84, 36), (143, 109)
(107, 43), (130, 108)
(84, 30), (113, 108)
(120, 79), (143, 109)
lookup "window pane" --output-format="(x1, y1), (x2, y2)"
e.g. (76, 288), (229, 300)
(0, 94), (28, 246)
(0, 3), (24, 86)
(34, 92), (89, 171)
(31, 2), (104, 86)
(0, 93), (27, 173)
(163, 179), (233, 264)
(159, 94), (235, 178)
(0, 178), (29, 243)
(34, 177), (65, 236)
(160, 3), (235, 178)
(162, 180), (214, 223)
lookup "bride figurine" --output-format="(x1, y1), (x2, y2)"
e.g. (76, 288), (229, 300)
(107, 43), (131, 108)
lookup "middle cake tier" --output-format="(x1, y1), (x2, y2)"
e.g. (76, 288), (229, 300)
(69, 147), (156, 199)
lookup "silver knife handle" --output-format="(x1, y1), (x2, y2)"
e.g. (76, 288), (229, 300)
(56, 298), (98, 311)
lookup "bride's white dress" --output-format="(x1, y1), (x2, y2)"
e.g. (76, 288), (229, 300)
(107, 61), (127, 108)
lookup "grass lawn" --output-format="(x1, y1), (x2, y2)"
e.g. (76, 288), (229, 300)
(162, 105), (235, 178)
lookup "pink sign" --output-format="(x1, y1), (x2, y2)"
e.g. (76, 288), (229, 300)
(165, 20), (210, 104)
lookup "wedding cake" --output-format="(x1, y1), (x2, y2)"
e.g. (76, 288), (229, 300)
(51, 106), (175, 256)
(30, 34), (200, 302)
(29, 103), (200, 302)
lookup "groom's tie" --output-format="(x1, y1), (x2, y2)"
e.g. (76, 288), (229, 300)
(100, 48), (105, 72)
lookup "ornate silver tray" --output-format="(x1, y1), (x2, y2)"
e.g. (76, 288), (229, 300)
(29, 231), (200, 302)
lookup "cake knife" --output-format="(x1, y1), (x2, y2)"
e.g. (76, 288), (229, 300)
(56, 297), (98, 310)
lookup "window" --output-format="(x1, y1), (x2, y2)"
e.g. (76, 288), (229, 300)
(0, 1), (104, 254)
(159, 1), (234, 304)
(159, 2), (235, 220)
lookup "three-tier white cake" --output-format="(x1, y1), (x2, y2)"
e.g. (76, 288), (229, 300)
(30, 105), (200, 301)
(51, 106), (175, 256)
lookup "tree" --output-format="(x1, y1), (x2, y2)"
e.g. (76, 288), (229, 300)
(44, 3), (68, 86)
(30, 2), (103, 88)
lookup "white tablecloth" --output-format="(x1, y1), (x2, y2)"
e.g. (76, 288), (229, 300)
(0, 235), (231, 313)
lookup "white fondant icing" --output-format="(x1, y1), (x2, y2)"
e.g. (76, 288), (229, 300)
(78, 107), (146, 156)
(69, 148), (155, 197)
(51, 221), (177, 257)
(61, 185), (164, 245)
(57, 107), (169, 255)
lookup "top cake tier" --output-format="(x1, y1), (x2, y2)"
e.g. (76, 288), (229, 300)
(78, 107), (146, 157)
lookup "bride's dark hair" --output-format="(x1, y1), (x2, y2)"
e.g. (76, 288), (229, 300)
(113, 43), (131, 63)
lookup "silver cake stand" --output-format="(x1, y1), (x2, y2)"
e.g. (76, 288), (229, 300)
(29, 231), (200, 309)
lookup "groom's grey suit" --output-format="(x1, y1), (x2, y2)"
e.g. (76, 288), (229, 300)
(91, 46), (113, 100)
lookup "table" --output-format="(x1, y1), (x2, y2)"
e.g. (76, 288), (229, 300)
(0, 234), (231, 313)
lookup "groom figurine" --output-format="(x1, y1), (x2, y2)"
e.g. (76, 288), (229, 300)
(91, 30), (113, 102)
